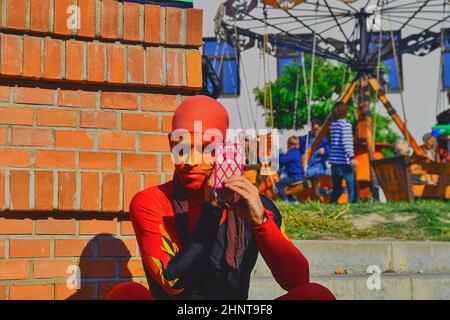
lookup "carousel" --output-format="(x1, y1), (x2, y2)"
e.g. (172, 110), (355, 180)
(202, 0), (450, 202)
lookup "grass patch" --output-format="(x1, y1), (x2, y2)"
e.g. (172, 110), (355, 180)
(276, 200), (450, 241)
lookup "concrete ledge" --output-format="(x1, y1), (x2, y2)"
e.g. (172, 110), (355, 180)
(248, 273), (450, 300)
(252, 241), (450, 277)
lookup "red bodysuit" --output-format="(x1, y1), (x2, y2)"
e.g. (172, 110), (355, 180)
(106, 95), (335, 300)
(107, 180), (335, 300)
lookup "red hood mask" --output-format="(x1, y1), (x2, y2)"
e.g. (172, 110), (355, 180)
(171, 95), (229, 190)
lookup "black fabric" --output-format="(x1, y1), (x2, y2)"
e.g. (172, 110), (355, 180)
(143, 195), (283, 300)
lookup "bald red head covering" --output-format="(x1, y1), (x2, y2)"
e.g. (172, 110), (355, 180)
(172, 95), (229, 138)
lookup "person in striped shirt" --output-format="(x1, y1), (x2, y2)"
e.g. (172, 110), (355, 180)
(329, 102), (359, 203)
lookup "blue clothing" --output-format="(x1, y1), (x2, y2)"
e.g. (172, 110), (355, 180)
(330, 164), (357, 203)
(299, 132), (330, 178)
(329, 119), (355, 165)
(275, 175), (300, 202)
(278, 148), (304, 181)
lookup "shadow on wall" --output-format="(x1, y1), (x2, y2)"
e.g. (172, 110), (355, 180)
(66, 234), (144, 300)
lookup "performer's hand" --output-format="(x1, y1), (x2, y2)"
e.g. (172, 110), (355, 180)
(204, 172), (235, 208)
(222, 175), (265, 227)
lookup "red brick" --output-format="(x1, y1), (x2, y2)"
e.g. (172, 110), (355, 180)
(14, 87), (54, 105)
(0, 86), (11, 102)
(0, 106), (34, 125)
(6, 0), (26, 30)
(55, 239), (94, 257)
(55, 282), (96, 300)
(36, 109), (77, 127)
(120, 220), (135, 236)
(81, 172), (99, 211)
(10, 284), (52, 300)
(145, 47), (163, 86)
(101, 0), (119, 39)
(0, 128), (6, 145)
(1, 34), (22, 76)
(123, 2), (141, 41)
(0, 172), (4, 209)
(79, 259), (116, 278)
(34, 259), (74, 278)
(9, 239), (51, 258)
(166, 49), (183, 87)
(98, 238), (136, 257)
(0, 261), (29, 280)
(30, 0), (50, 32)
(107, 44), (125, 83)
(121, 112), (158, 131)
(0, 218), (33, 234)
(122, 154), (158, 172)
(165, 7), (182, 45)
(58, 171), (76, 210)
(162, 154), (175, 172)
(162, 114), (173, 132)
(53, 0), (73, 35)
(142, 93), (177, 111)
(102, 173), (120, 211)
(186, 9), (203, 47)
(35, 150), (75, 169)
(44, 38), (63, 79)
(140, 134), (170, 152)
(143, 173), (161, 188)
(58, 89), (97, 108)
(0, 285), (5, 300)
(34, 171), (54, 210)
(65, 40), (85, 81)
(35, 218), (76, 235)
(79, 219), (117, 235)
(11, 127), (52, 147)
(98, 132), (136, 151)
(186, 50), (203, 89)
(101, 92), (138, 110)
(79, 152), (117, 170)
(87, 42), (105, 83)
(120, 259), (145, 277)
(0, 149), (30, 167)
(10, 170), (29, 210)
(144, 5), (161, 44)
(23, 37), (42, 78)
(55, 130), (95, 149)
(77, 0), (96, 38)
(123, 173), (141, 214)
(0, 239), (4, 258)
(80, 111), (116, 129)
(127, 46), (144, 84)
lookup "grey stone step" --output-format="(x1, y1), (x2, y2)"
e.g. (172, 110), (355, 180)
(248, 273), (450, 300)
(252, 240), (450, 277)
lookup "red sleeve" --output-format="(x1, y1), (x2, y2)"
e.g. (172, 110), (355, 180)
(252, 208), (310, 291)
(129, 191), (185, 296)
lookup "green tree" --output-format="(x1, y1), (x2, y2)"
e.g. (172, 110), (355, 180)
(254, 55), (399, 146)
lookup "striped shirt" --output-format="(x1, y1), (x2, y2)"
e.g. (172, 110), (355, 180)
(329, 118), (355, 165)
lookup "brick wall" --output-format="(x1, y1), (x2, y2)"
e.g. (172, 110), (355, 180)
(0, 0), (202, 300)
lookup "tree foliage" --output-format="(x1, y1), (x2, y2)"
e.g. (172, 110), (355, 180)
(254, 55), (399, 145)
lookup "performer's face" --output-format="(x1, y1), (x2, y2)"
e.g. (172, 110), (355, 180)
(169, 134), (217, 190)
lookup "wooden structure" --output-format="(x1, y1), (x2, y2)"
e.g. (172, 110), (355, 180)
(371, 155), (450, 201)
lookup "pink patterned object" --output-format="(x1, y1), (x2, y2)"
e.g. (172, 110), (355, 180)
(214, 143), (244, 188)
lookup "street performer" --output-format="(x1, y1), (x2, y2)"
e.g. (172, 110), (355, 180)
(106, 95), (335, 300)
